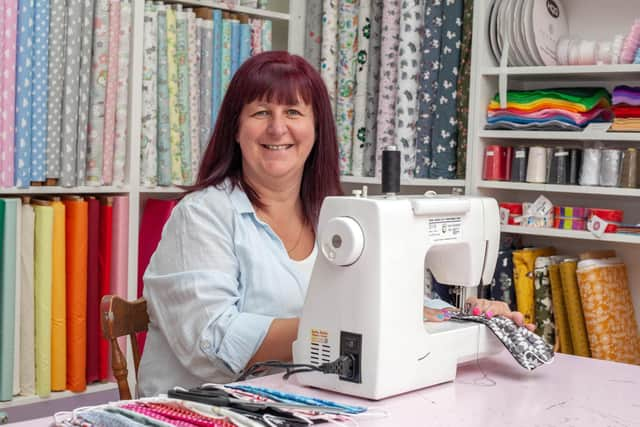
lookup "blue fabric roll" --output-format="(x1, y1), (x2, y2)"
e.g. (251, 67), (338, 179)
(239, 23), (251, 66)
(211, 10), (223, 126)
(30, 0), (50, 182)
(230, 20), (240, 76)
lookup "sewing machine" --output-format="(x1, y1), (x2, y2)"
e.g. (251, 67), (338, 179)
(292, 192), (504, 400)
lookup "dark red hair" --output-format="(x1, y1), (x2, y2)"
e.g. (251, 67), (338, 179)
(185, 51), (342, 226)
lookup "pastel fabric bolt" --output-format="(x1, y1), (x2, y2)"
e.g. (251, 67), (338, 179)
(34, 204), (53, 397)
(188, 12), (201, 182)
(166, 7), (182, 185)
(576, 259), (640, 365)
(198, 20), (213, 156)
(112, 0), (131, 186)
(362, 0), (382, 178)
(156, 5), (172, 186)
(303, 0), (322, 69)
(0, 0), (18, 187)
(140, 3), (158, 187)
(101, 0), (121, 186)
(45, 0), (65, 181)
(176, 11), (192, 185)
(50, 200), (66, 391)
(320, 0), (338, 110)
(19, 203), (35, 395)
(30, 0), (50, 183)
(14, 0), (35, 188)
(86, 0), (110, 186)
(350, 0), (371, 177)
(0, 199), (18, 401)
(374, 0), (400, 178)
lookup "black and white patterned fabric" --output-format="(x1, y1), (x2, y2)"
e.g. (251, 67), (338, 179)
(451, 312), (554, 371)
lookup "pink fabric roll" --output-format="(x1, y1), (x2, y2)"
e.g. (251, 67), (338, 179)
(0, 0), (18, 187)
(101, 0), (121, 185)
(110, 195), (129, 378)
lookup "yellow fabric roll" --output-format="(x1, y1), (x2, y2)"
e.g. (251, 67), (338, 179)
(34, 205), (53, 397)
(512, 247), (555, 325)
(576, 259), (640, 365)
(559, 260), (591, 357)
(50, 201), (66, 391)
(548, 264), (573, 355)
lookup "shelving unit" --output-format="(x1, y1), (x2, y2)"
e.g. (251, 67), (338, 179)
(0, 0), (303, 419)
(468, 0), (640, 327)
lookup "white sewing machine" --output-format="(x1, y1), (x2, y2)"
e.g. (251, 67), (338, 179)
(292, 192), (504, 400)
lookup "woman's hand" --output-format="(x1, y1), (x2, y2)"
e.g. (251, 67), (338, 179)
(465, 297), (536, 331)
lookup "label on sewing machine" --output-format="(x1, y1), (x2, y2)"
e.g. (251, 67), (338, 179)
(311, 329), (329, 344)
(428, 216), (462, 241)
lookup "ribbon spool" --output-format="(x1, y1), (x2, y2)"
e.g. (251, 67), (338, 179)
(548, 147), (570, 184)
(568, 148), (582, 185)
(483, 145), (511, 181)
(526, 146), (547, 183)
(579, 148), (601, 186)
(510, 146), (528, 182)
(620, 148), (637, 188)
(599, 149), (622, 187)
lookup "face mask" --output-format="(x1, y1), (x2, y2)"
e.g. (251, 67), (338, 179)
(450, 312), (554, 370)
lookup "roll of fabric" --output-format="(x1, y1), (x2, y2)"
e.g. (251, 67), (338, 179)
(86, 0), (110, 186)
(512, 247), (555, 325)
(455, 0), (473, 179)
(64, 197), (88, 392)
(362, 0), (382, 178)
(249, 17), (261, 56)
(374, 0), (400, 178)
(230, 19), (240, 75)
(12, 198), (22, 395)
(576, 259), (640, 365)
(350, 0), (370, 177)
(85, 198), (100, 383)
(392, 0), (422, 178)
(198, 20), (213, 157)
(74, 0), (95, 186)
(559, 259), (591, 357)
(549, 261), (573, 354)
(335, 0), (360, 175)
(187, 12), (200, 182)
(50, 200), (66, 391)
(0, 0), (18, 187)
(156, 5), (172, 186)
(33, 203), (53, 397)
(220, 19), (232, 97)
(176, 10), (192, 185)
(620, 147), (638, 188)
(211, 10), (223, 123)
(98, 198), (113, 380)
(261, 19), (272, 52)
(490, 249), (517, 311)
(534, 257), (554, 345)
(110, 196), (129, 373)
(102, 0), (121, 186)
(140, 3), (158, 187)
(112, 0), (131, 186)
(303, 0), (322, 69)
(0, 199), (18, 401)
(30, 0), (50, 183)
(14, 0), (35, 188)
(166, 7), (182, 186)
(239, 22), (251, 65)
(19, 203), (35, 395)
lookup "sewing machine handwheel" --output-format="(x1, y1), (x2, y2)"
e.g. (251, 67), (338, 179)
(320, 217), (364, 266)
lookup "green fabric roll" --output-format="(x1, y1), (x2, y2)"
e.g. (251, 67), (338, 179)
(0, 199), (18, 401)
(34, 205), (54, 397)
(559, 260), (591, 358)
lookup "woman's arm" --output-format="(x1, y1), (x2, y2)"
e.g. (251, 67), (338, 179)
(246, 318), (300, 367)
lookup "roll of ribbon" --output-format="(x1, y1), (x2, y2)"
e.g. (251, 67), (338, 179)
(588, 208), (623, 233)
(554, 217), (587, 230)
(620, 148), (637, 188)
(483, 145), (510, 181)
(510, 146), (528, 182)
(579, 148), (601, 186)
(526, 146), (547, 183)
(548, 147), (570, 184)
(599, 148), (622, 187)
(499, 202), (523, 225)
(554, 206), (590, 219)
(569, 148), (582, 185)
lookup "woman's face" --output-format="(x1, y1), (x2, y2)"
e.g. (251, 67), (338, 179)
(236, 98), (315, 185)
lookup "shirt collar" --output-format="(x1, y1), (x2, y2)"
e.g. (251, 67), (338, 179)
(227, 181), (255, 215)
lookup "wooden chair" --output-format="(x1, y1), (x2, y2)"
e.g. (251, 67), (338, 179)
(100, 295), (150, 400)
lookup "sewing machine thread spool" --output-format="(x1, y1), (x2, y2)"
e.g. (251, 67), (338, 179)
(381, 146), (400, 195)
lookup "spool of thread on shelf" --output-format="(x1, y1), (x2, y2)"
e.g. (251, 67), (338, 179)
(599, 149), (622, 187)
(620, 148), (638, 188)
(381, 145), (400, 195)
(579, 148), (601, 186)
(548, 148), (570, 184)
(483, 145), (509, 181)
(568, 148), (582, 185)
(510, 146), (528, 182)
(526, 146), (547, 183)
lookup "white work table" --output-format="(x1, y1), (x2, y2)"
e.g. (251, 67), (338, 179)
(9, 351), (640, 426)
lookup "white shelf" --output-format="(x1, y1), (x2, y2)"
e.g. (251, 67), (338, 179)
(0, 383), (117, 409)
(340, 176), (466, 187)
(140, 186), (186, 194)
(481, 64), (640, 81)
(501, 225), (640, 244)
(166, 0), (290, 20)
(478, 180), (640, 197)
(479, 130), (640, 142)
(0, 186), (130, 195)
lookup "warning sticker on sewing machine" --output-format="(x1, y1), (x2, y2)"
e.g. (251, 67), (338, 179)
(428, 217), (462, 241)
(311, 329), (329, 344)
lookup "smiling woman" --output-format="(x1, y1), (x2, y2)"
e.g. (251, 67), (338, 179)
(137, 51), (343, 397)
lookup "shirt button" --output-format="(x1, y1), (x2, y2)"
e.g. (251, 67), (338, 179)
(202, 341), (211, 350)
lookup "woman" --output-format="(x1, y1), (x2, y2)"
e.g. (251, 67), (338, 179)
(138, 51), (530, 397)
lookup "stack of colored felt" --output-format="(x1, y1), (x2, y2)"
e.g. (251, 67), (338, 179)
(486, 88), (612, 131)
(610, 86), (640, 132)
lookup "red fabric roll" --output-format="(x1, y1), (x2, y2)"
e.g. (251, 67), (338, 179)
(136, 198), (177, 353)
(98, 198), (113, 381)
(86, 197), (100, 384)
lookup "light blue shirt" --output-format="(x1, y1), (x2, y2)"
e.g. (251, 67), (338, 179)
(138, 181), (311, 396)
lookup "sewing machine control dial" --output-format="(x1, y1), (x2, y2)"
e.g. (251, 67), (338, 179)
(320, 217), (364, 266)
